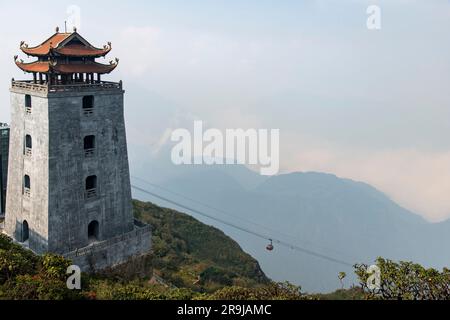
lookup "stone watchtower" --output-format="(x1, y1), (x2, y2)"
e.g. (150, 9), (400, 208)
(4, 28), (151, 271)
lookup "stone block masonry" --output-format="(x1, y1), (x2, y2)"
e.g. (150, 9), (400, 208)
(4, 81), (151, 270)
(64, 220), (152, 272)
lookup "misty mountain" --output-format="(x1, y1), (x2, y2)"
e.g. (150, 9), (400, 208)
(131, 161), (450, 292)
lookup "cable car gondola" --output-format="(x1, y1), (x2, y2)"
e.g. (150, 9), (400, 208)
(266, 239), (274, 251)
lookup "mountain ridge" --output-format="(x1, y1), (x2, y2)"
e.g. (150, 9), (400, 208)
(132, 162), (450, 292)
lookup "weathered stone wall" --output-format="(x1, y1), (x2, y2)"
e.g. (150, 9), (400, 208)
(5, 90), (49, 253)
(4, 84), (146, 265)
(64, 222), (151, 272)
(46, 88), (134, 254)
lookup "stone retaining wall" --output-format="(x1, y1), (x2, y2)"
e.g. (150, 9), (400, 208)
(64, 220), (151, 272)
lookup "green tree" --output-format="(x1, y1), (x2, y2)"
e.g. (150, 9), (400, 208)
(338, 272), (346, 289)
(0, 235), (40, 284)
(355, 257), (450, 300)
(41, 254), (72, 280)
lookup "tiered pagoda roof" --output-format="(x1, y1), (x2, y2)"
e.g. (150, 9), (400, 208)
(15, 60), (118, 75)
(20, 32), (111, 57)
(14, 27), (118, 79)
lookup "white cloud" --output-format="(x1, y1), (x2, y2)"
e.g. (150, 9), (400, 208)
(114, 26), (162, 77)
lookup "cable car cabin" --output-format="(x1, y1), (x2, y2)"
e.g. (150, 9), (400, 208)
(266, 240), (274, 251)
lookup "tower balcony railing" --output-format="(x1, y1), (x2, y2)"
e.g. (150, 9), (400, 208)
(11, 79), (123, 93)
(24, 188), (31, 198)
(25, 148), (32, 157)
(83, 108), (94, 116)
(25, 107), (32, 114)
(85, 189), (97, 199)
(84, 148), (95, 158)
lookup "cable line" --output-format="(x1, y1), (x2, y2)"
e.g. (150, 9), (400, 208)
(130, 175), (355, 260)
(131, 175), (299, 239)
(131, 184), (354, 268)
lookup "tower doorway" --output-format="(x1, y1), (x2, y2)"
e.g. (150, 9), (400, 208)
(22, 220), (29, 242)
(88, 220), (99, 243)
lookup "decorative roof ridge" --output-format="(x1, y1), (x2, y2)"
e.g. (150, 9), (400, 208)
(20, 32), (71, 51)
(20, 29), (112, 57)
(59, 31), (111, 51)
(14, 56), (119, 74)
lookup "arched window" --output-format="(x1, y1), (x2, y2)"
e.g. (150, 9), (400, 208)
(88, 220), (99, 242)
(22, 220), (29, 242)
(82, 96), (94, 115)
(25, 135), (32, 148)
(84, 135), (95, 157)
(85, 175), (97, 198)
(25, 95), (32, 113)
(25, 135), (32, 156)
(24, 175), (31, 197)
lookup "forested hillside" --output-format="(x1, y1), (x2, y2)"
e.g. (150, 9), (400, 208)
(132, 200), (269, 291)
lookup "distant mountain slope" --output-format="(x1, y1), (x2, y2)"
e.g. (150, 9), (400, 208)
(133, 200), (269, 292)
(132, 164), (450, 293)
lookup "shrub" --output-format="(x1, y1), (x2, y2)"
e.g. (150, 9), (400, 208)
(355, 257), (450, 300)
(0, 236), (40, 284)
(101, 283), (196, 300)
(205, 282), (307, 300)
(41, 254), (72, 280)
(0, 274), (83, 300)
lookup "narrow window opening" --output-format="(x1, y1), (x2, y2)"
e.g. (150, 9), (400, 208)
(84, 135), (95, 157)
(25, 135), (32, 156)
(85, 175), (97, 199)
(25, 95), (32, 114)
(83, 96), (94, 115)
(23, 175), (31, 197)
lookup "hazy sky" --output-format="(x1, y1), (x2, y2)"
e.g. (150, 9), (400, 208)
(1, 0), (450, 221)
